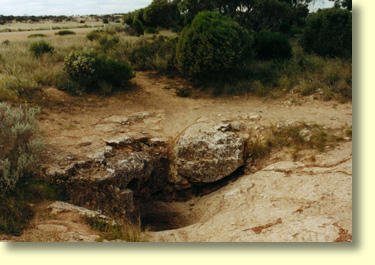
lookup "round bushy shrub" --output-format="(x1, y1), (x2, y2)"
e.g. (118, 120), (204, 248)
(29, 40), (54, 58)
(176, 11), (254, 79)
(63, 51), (134, 93)
(64, 51), (96, 82)
(255, 30), (292, 60)
(301, 7), (352, 58)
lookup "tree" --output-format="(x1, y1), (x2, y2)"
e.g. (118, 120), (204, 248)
(255, 30), (293, 60)
(143, 0), (182, 29)
(179, 0), (307, 32)
(301, 7), (352, 57)
(336, 0), (352, 10)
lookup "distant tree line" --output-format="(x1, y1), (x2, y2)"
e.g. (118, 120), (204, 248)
(122, 0), (351, 33)
(0, 14), (121, 25)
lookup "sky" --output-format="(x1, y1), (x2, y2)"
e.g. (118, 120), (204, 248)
(0, 0), (335, 16)
(0, 0), (153, 16)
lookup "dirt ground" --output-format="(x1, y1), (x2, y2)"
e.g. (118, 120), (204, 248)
(1, 71), (352, 242)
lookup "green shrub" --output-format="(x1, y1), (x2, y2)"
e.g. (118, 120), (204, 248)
(301, 7), (352, 58)
(128, 42), (155, 70)
(63, 51), (135, 93)
(54, 71), (82, 95)
(154, 37), (178, 74)
(98, 35), (119, 51)
(145, 27), (159, 34)
(64, 51), (96, 83)
(255, 30), (292, 60)
(0, 175), (66, 236)
(86, 30), (101, 41)
(55, 30), (76, 36)
(29, 40), (54, 58)
(0, 103), (44, 193)
(0, 77), (20, 101)
(132, 18), (145, 36)
(127, 36), (178, 74)
(176, 11), (254, 80)
(28, 34), (47, 38)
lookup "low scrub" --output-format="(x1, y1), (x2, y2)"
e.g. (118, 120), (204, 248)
(301, 7), (352, 58)
(61, 51), (134, 94)
(254, 30), (292, 60)
(29, 40), (54, 58)
(0, 104), (47, 235)
(28, 34), (47, 38)
(206, 46), (351, 101)
(55, 30), (76, 36)
(127, 36), (178, 75)
(86, 31), (101, 42)
(145, 27), (159, 34)
(0, 103), (44, 193)
(0, 176), (65, 236)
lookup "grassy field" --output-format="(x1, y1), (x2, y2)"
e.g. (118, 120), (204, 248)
(0, 23), (350, 104)
(0, 28), (178, 101)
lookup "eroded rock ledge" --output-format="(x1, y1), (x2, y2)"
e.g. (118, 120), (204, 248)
(45, 122), (247, 219)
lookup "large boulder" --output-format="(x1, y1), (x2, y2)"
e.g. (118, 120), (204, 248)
(174, 123), (245, 183)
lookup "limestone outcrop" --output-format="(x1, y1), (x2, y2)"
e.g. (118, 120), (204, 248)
(174, 123), (245, 183)
(46, 136), (170, 218)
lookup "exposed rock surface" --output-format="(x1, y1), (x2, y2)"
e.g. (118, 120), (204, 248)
(147, 142), (352, 242)
(174, 123), (245, 183)
(47, 201), (116, 225)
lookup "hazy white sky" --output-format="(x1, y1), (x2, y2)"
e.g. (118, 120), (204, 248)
(0, 0), (153, 16)
(0, 0), (334, 16)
